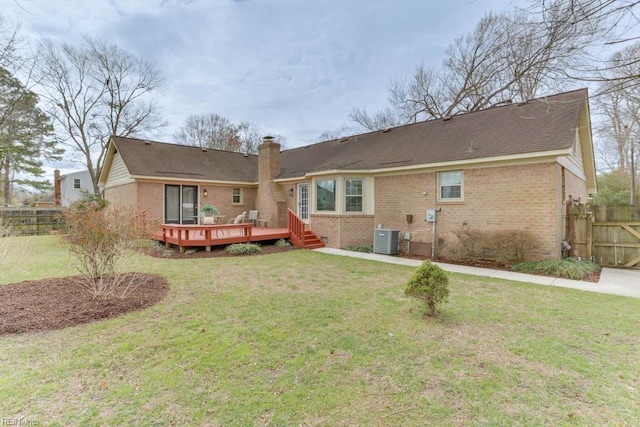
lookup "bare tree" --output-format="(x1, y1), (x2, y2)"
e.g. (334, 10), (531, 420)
(528, 0), (640, 91)
(351, 9), (598, 131)
(173, 113), (240, 151)
(596, 43), (640, 204)
(174, 113), (287, 153)
(0, 15), (24, 72)
(35, 36), (164, 196)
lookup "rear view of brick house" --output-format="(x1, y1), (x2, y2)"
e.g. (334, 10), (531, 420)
(99, 89), (596, 259)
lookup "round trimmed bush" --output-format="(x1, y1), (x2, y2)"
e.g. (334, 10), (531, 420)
(405, 260), (449, 317)
(225, 243), (261, 255)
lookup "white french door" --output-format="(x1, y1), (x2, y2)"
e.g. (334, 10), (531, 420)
(297, 183), (309, 224)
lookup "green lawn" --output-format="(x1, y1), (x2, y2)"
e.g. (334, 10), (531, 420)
(1, 236), (639, 426)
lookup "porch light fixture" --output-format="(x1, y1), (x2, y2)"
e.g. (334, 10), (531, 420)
(203, 188), (208, 198)
(288, 187), (294, 196)
(572, 197), (580, 206)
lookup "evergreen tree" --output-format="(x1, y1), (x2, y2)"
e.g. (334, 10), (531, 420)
(0, 67), (61, 205)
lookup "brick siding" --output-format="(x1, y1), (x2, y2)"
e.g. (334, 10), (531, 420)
(311, 214), (375, 248)
(373, 162), (587, 259)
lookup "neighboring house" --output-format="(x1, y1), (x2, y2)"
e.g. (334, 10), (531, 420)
(99, 89), (596, 259)
(58, 170), (94, 207)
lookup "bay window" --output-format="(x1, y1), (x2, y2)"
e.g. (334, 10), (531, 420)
(316, 179), (336, 211)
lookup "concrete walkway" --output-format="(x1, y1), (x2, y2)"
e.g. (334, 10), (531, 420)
(314, 248), (640, 299)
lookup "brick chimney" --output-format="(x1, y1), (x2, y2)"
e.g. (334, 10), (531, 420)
(53, 169), (61, 206)
(256, 136), (287, 227)
(258, 136), (280, 181)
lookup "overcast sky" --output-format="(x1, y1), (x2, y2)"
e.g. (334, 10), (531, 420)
(5, 0), (524, 172)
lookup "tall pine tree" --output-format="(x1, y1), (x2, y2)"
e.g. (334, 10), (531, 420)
(0, 67), (61, 205)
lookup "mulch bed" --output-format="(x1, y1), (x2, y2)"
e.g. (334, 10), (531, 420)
(0, 245), (296, 335)
(397, 252), (601, 282)
(0, 273), (169, 335)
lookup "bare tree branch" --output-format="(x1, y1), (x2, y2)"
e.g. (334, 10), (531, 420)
(35, 36), (165, 196)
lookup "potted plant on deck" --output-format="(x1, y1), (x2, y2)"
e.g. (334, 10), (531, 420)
(201, 204), (220, 224)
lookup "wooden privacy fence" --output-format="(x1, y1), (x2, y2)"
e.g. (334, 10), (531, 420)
(568, 205), (640, 268)
(0, 208), (65, 236)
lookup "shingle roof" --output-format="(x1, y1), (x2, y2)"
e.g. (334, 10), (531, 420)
(109, 89), (587, 183)
(278, 89), (587, 179)
(111, 137), (259, 182)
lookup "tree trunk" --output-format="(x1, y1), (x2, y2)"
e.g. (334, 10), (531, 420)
(3, 156), (10, 206)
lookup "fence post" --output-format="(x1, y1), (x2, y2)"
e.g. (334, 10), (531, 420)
(587, 210), (593, 261)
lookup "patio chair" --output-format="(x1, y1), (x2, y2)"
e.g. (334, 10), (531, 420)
(228, 211), (246, 224)
(245, 210), (267, 227)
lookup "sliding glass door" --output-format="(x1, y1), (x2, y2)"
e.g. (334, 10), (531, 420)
(165, 184), (198, 224)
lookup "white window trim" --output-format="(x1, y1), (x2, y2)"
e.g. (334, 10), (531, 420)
(344, 178), (363, 212)
(232, 187), (243, 205)
(312, 176), (372, 214)
(315, 179), (337, 212)
(73, 178), (81, 189)
(437, 170), (464, 202)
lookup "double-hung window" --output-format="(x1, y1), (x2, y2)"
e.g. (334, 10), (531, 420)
(438, 171), (463, 201)
(232, 187), (242, 204)
(73, 178), (81, 189)
(345, 179), (363, 212)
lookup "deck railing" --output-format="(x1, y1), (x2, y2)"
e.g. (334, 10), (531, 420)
(161, 223), (254, 251)
(287, 209), (305, 247)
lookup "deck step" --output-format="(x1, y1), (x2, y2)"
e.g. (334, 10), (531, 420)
(298, 231), (324, 249)
(287, 209), (324, 249)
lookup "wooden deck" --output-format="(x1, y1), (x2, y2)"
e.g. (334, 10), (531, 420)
(158, 223), (290, 252)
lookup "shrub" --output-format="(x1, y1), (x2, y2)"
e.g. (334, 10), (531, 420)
(345, 245), (373, 253)
(405, 260), (450, 318)
(446, 228), (541, 264)
(511, 258), (600, 280)
(225, 243), (261, 255)
(274, 239), (291, 247)
(63, 199), (148, 299)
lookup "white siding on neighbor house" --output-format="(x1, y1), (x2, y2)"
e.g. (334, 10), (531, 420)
(105, 152), (135, 188)
(60, 170), (93, 207)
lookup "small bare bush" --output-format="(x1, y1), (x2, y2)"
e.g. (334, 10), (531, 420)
(446, 228), (541, 264)
(63, 199), (149, 299)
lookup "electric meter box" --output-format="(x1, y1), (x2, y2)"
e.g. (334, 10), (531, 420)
(426, 209), (436, 222)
